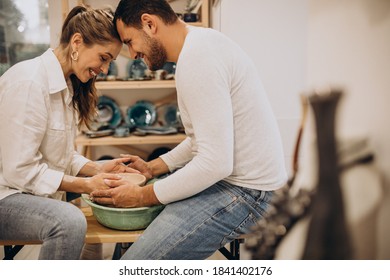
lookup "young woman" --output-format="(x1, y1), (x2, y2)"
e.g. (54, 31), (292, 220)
(0, 5), (133, 259)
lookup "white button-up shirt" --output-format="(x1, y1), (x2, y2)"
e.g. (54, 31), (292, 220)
(0, 48), (90, 200)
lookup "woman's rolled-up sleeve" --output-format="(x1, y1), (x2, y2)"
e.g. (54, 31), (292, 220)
(70, 151), (91, 176)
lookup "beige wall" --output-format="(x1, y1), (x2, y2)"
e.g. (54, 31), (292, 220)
(214, 0), (309, 176)
(214, 0), (390, 259)
(305, 0), (390, 259)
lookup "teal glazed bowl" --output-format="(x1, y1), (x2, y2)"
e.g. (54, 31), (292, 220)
(82, 194), (164, 230)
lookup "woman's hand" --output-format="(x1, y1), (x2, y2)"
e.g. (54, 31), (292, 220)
(100, 157), (141, 174)
(85, 173), (121, 194)
(120, 154), (154, 180)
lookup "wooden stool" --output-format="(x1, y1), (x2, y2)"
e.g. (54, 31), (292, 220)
(81, 207), (144, 260)
(2, 206), (245, 260)
(0, 206), (143, 260)
(219, 238), (245, 260)
(81, 207), (143, 244)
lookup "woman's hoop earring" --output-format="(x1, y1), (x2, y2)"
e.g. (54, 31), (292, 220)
(71, 51), (79, 61)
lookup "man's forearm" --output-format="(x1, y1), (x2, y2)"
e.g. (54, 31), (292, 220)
(141, 183), (162, 206)
(148, 157), (170, 177)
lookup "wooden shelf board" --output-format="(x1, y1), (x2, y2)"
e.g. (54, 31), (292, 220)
(75, 133), (186, 146)
(96, 80), (176, 90)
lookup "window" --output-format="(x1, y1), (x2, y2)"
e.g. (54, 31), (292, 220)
(0, 0), (49, 76)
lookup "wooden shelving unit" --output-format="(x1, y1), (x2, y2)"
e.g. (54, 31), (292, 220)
(75, 79), (182, 159)
(75, 79), (181, 159)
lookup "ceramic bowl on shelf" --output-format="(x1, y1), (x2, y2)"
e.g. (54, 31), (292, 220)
(156, 103), (182, 128)
(126, 59), (148, 80)
(96, 61), (118, 81)
(162, 62), (176, 75)
(107, 61), (118, 81)
(113, 126), (130, 138)
(126, 100), (157, 127)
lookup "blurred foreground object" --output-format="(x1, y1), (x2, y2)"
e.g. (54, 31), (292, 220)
(302, 89), (351, 259)
(246, 89), (375, 259)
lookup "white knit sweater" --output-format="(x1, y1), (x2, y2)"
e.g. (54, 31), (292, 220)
(154, 26), (287, 204)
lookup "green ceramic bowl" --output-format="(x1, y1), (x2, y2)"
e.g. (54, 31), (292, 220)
(81, 194), (164, 230)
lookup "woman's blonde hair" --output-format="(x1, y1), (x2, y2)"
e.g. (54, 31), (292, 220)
(60, 5), (121, 129)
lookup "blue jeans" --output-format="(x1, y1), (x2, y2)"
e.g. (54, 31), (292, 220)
(121, 180), (273, 260)
(0, 193), (87, 259)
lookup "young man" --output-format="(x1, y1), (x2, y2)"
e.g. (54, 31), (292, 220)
(91, 0), (287, 260)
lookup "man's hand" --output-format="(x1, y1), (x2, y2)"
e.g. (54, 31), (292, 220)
(120, 154), (154, 180)
(90, 184), (142, 208)
(100, 157), (141, 174)
(90, 178), (161, 208)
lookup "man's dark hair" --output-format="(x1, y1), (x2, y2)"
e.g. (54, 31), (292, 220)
(114, 0), (178, 29)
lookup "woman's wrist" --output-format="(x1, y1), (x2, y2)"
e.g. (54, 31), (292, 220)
(82, 177), (94, 194)
(79, 161), (102, 177)
(59, 175), (91, 194)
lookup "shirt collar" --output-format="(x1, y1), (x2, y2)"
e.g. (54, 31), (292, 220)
(40, 48), (68, 94)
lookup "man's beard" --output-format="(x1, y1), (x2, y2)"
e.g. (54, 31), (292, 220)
(143, 31), (167, 71)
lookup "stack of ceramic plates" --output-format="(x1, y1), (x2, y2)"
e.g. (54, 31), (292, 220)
(93, 95), (122, 129)
(125, 101), (182, 135)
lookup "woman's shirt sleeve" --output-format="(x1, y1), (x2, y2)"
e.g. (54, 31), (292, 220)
(0, 80), (64, 196)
